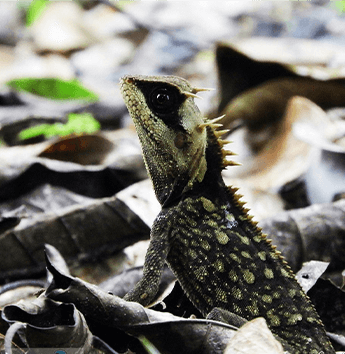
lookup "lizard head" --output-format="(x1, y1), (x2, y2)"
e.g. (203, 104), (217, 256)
(120, 75), (209, 206)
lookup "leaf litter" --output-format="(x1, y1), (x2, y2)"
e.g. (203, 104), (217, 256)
(0, 1), (345, 353)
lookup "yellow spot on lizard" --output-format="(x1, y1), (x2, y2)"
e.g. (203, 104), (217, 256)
(200, 197), (216, 212)
(242, 269), (255, 284)
(264, 268), (274, 279)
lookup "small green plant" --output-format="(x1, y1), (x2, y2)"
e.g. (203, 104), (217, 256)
(7, 78), (98, 101)
(19, 113), (101, 141)
(26, 0), (48, 26)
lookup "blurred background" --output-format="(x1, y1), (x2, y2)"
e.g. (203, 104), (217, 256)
(0, 0), (345, 287)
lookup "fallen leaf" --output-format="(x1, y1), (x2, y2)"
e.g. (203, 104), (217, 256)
(224, 318), (284, 354)
(39, 134), (114, 165)
(223, 96), (312, 191)
(293, 97), (345, 203)
(0, 192), (150, 281)
(215, 43), (345, 130)
(260, 199), (345, 273)
(307, 278), (345, 337)
(296, 261), (330, 293)
(45, 254), (238, 354)
(215, 42), (298, 115)
(2, 296), (95, 353)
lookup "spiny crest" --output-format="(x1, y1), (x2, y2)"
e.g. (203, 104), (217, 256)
(198, 115), (240, 170)
(182, 85), (214, 100)
(227, 185), (291, 267)
(200, 113), (292, 272)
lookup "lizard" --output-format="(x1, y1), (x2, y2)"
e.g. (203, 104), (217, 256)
(119, 74), (335, 354)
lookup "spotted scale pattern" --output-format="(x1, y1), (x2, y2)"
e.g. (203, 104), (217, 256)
(164, 195), (333, 353)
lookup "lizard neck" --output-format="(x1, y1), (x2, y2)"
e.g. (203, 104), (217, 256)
(176, 127), (234, 208)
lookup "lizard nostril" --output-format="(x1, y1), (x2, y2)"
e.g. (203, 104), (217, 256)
(125, 77), (134, 84)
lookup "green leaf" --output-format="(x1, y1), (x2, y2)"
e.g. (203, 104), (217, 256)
(19, 123), (51, 140)
(18, 113), (101, 140)
(332, 1), (345, 14)
(138, 336), (161, 354)
(7, 78), (99, 101)
(26, 0), (48, 27)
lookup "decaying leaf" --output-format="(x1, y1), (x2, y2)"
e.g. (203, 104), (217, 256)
(224, 318), (284, 354)
(296, 261), (329, 293)
(292, 98), (345, 204)
(0, 279), (46, 308)
(2, 296), (95, 353)
(45, 253), (238, 354)
(39, 134), (114, 165)
(260, 199), (345, 273)
(215, 42), (298, 117)
(215, 43), (345, 129)
(223, 96), (312, 190)
(307, 278), (345, 344)
(0, 128), (145, 200)
(0, 193), (150, 281)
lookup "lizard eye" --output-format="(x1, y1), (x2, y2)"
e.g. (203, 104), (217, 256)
(149, 87), (179, 115)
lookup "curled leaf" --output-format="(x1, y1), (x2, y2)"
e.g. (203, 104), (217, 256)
(45, 253), (238, 354)
(215, 43), (345, 130)
(2, 296), (94, 353)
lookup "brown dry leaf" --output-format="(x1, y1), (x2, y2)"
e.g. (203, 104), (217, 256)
(224, 318), (284, 354)
(39, 134), (114, 165)
(215, 42), (345, 130)
(222, 77), (345, 129)
(223, 96), (314, 191)
(215, 42), (298, 118)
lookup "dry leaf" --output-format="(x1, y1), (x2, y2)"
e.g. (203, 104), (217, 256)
(224, 318), (284, 354)
(260, 199), (345, 273)
(293, 97), (345, 203)
(45, 255), (237, 354)
(215, 43), (345, 130)
(0, 193), (150, 281)
(2, 296), (95, 353)
(223, 96), (312, 191)
(296, 261), (329, 293)
(39, 134), (114, 165)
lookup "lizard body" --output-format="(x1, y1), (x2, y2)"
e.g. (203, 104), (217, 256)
(120, 75), (334, 353)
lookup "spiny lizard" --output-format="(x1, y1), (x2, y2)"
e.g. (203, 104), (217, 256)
(120, 75), (335, 353)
